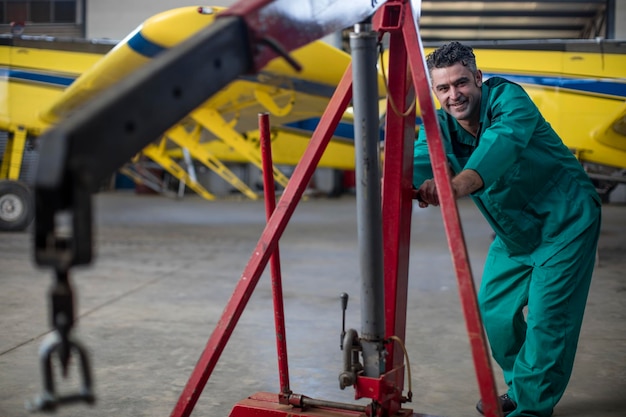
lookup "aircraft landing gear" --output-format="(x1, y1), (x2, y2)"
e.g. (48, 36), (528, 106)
(0, 180), (34, 231)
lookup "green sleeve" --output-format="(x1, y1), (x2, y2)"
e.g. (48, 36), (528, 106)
(413, 126), (433, 187)
(464, 83), (539, 194)
(413, 121), (463, 187)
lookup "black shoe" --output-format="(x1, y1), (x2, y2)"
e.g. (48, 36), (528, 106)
(476, 394), (516, 416)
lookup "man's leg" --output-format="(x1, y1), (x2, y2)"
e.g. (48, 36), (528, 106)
(509, 218), (601, 417)
(478, 239), (532, 394)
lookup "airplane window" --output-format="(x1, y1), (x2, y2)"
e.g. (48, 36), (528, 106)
(5, 1), (27, 24)
(53, 0), (75, 23)
(30, 1), (51, 23)
(0, 0), (77, 24)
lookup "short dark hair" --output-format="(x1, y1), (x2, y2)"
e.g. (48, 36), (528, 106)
(426, 41), (477, 74)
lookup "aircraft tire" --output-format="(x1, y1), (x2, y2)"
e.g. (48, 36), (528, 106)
(592, 180), (616, 204)
(0, 180), (34, 232)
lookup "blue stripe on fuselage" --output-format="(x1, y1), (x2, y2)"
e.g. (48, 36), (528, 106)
(484, 73), (626, 99)
(0, 67), (75, 87)
(126, 29), (166, 58)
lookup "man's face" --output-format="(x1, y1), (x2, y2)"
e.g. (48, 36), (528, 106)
(430, 62), (483, 123)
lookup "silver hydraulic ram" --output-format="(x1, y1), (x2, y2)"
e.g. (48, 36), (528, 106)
(351, 19), (386, 378)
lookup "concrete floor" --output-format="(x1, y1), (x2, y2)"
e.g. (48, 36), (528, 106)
(0, 191), (624, 417)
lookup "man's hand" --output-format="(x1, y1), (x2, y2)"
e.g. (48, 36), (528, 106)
(415, 179), (439, 208)
(415, 169), (483, 208)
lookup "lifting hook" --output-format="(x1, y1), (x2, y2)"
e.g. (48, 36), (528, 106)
(27, 268), (95, 412)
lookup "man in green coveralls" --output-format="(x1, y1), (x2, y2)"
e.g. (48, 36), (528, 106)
(413, 42), (601, 417)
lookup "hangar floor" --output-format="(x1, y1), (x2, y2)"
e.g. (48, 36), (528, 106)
(1, 192), (624, 417)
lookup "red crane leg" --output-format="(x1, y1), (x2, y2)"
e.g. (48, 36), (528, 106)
(170, 63), (354, 417)
(259, 112), (291, 398)
(400, 5), (502, 417)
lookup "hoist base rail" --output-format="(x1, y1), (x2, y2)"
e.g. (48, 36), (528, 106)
(228, 392), (443, 417)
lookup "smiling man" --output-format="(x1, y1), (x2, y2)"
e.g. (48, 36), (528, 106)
(413, 42), (602, 417)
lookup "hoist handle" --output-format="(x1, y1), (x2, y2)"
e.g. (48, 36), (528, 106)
(340, 292), (349, 350)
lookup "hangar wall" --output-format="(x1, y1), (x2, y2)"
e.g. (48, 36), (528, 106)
(86, 0), (237, 40)
(616, 0), (626, 39)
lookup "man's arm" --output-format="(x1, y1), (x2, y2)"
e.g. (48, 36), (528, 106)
(463, 82), (538, 193)
(452, 169), (483, 197)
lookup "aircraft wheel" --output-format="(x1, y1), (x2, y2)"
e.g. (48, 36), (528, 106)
(0, 180), (34, 232)
(592, 180), (616, 204)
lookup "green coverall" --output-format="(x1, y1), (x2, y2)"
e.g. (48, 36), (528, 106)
(413, 77), (601, 417)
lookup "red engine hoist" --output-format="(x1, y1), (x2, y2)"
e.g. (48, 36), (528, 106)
(30, 1), (502, 416)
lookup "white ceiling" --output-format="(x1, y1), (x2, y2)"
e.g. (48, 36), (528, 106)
(418, 0), (608, 41)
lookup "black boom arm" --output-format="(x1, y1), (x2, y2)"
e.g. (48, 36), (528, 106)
(34, 15), (252, 268)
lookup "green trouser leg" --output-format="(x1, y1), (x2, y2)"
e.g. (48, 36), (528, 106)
(478, 217), (600, 417)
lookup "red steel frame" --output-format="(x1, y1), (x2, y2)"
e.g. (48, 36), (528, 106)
(259, 112), (291, 399)
(400, 9), (503, 417)
(170, 62), (355, 417)
(170, 1), (502, 417)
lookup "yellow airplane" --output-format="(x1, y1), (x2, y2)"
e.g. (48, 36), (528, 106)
(0, 6), (625, 233)
(0, 6), (372, 231)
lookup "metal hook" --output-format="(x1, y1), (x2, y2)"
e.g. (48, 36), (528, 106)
(26, 331), (95, 412)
